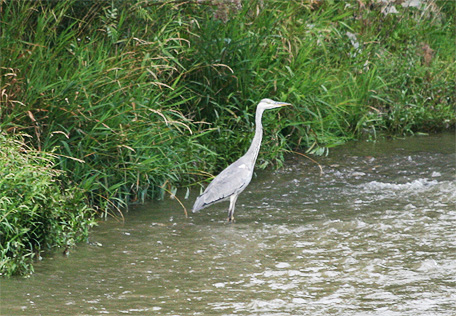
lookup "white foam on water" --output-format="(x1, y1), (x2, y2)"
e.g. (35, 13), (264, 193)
(363, 178), (439, 191)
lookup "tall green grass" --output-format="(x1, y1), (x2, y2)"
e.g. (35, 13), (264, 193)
(1, 0), (454, 208)
(2, 0), (213, 213)
(1, 0), (455, 274)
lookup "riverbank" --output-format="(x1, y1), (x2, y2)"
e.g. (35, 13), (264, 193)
(2, 132), (455, 315)
(1, 0), (455, 275)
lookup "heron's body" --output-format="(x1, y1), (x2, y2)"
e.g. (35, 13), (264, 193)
(192, 99), (290, 221)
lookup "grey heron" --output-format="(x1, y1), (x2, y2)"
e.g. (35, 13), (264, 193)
(192, 98), (290, 222)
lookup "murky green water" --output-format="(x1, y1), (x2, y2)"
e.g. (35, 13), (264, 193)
(2, 133), (456, 315)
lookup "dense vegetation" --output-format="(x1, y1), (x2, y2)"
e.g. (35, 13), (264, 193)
(0, 134), (95, 275)
(1, 0), (454, 275)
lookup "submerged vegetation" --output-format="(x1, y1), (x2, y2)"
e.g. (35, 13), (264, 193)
(1, 0), (455, 275)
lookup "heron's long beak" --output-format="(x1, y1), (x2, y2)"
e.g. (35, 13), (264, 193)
(277, 102), (291, 107)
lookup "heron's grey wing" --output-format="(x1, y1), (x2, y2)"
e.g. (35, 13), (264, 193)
(192, 158), (253, 212)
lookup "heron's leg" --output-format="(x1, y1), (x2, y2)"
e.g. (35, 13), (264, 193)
(227, 194), (239, 222)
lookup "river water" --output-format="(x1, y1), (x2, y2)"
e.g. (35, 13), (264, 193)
(1, 133), (455, 315)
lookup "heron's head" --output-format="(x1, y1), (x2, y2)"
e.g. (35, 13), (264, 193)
(258, 98), (291, 110)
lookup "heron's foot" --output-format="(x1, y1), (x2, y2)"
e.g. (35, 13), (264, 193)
(227, 216), (235, 223)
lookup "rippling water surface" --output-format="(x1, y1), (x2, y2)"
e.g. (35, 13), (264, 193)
(2, 133), (455, 315)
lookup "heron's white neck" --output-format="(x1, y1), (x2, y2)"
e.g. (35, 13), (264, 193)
(245, 107), (265, 165)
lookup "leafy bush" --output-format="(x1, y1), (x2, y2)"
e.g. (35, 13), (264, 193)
(0, 134), (95, 276)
